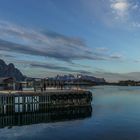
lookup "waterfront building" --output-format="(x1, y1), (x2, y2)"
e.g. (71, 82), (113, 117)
(0, 77), (15, 90)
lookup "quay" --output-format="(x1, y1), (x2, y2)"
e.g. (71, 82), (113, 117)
(0, 89), (92, 115)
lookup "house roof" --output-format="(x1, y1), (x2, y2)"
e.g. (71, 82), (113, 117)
(0, 77), (14, 83)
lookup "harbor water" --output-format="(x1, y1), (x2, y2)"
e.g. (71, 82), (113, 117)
(0, 86), (140, 140)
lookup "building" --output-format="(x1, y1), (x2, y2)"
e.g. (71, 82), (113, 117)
(0, 77), (15, 90)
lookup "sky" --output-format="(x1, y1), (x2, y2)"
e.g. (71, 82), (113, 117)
(0, 0), (140, 81)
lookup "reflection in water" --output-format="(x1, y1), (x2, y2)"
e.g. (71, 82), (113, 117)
(0, 106), (92, 128)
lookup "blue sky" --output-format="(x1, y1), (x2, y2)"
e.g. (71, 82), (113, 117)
(0, 0), (140, 81)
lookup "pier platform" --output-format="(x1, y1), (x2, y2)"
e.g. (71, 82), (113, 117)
(0, 89), (91, 95)
(0, 89), (92, 115)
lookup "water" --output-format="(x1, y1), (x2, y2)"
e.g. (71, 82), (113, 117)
(1, 86), (140, 140)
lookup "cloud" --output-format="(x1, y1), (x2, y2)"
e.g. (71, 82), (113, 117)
(110, 0), (140, 26)
(30, 63), (93, 75)
(0, 21), (98, 62)
(131, 4), (138, 10)
(95, 47), (109, 52)
(110, 54), (123, 59)
(131, 22), (140, 28)
(111, 0), (129, 11)
(0, 38), (107, 62)
(110, 0), (130, 19)
(0, 21), (123, 63)
(82, 0), (140, 29)
(0, 21), (126, 78)
(133, 59), (140, 63)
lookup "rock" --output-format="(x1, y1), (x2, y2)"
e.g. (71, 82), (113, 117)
(0, 59), (25, 81)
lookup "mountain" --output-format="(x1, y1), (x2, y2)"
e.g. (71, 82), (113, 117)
(77, 74), (106, 83)
(49, 74), (106, 85)
(0, 59), (25, 81)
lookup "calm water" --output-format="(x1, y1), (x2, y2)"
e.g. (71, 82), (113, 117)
(1, 86), (140, 140)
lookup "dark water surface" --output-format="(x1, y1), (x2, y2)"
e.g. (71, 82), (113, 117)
(1, 86), (140, 140)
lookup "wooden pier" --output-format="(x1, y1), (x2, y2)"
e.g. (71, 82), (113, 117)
(0, 89), (92, 115)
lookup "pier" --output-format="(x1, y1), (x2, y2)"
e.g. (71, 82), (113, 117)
(0, 89), (92, 115)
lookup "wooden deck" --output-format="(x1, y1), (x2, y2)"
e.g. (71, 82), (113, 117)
(0, 89), (92, 115)
(0, 89), (89, 96)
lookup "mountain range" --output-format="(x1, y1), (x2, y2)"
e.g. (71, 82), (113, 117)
(0, 59), (25, 81)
